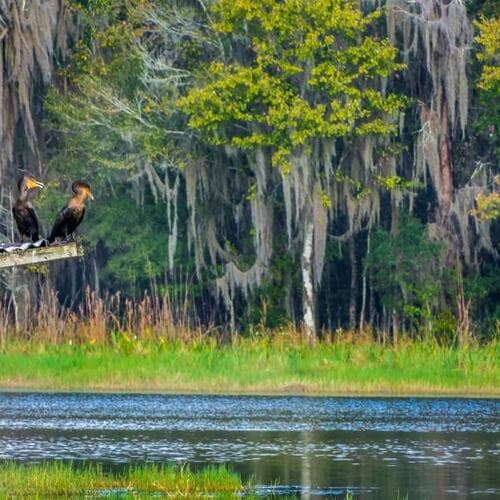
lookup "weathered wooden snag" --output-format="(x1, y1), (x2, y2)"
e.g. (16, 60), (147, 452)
(0, 241), (84, 269)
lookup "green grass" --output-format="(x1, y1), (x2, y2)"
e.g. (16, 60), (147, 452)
(0, 461), (243, 497)
(0, 338), (498, 395)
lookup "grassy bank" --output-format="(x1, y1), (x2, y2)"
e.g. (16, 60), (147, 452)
(0, 337), (498, 395)
(0, 462), (243, 497)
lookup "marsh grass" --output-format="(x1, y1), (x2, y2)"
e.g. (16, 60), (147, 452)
(0, 336), (498, 395)
(0, 287), (497, 395)
(0, 461), (243, 496)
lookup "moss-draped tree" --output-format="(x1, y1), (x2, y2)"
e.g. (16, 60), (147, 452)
(179, 0), (405, 338)
(0, 0), (497, 340)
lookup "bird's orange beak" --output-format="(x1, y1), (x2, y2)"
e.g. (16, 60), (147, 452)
(87, 189), (94, 201)
(27, 178), (45, 190)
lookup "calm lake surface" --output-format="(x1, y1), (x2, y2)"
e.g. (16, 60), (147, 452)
(0, 393), (498, 498)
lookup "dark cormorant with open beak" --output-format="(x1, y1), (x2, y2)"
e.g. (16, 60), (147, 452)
(13, 175), (45, 242)
(48, 181), (94, 243)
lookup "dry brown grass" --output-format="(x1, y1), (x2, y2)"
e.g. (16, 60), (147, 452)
(0, 285), (205, 345)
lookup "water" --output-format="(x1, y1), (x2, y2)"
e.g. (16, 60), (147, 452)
(0, 393), (498, 498)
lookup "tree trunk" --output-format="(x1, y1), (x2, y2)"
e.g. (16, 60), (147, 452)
(392, 309), (399, 346)
(381, 305), (388, 345)
(284, 274), (295, 327)
(359, 227), (371, 332)
(93, 258), (100, 298)
(348, 236), (357, 331)
(439, 97), (453, 218)
(302, 219), (317, 342)
(455, 260), (470, 345)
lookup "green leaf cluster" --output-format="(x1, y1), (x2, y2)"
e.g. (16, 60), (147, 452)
(475, 16), (500, 93)
(365, 213), (446, 330)
(43, 0), (195, 291)
(473, 14), (500, 151)
(178, 0), (406, 169)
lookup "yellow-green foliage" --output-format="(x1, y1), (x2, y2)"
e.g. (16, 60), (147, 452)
(475, 16), (500, 92)
(471, 175), (500, 221)
(178, 0), (406, 169)
(472, 191), (500, 221)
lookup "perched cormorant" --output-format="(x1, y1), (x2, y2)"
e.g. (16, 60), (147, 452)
(13, 175), (45, 242)
(48, 181), (94, 243)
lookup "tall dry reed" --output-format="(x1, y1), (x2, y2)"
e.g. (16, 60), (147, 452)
(0, 285), (202, 345)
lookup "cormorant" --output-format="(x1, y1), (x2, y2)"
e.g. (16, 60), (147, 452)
(48, 181), (94, 243)
(13, 175), (45, 242)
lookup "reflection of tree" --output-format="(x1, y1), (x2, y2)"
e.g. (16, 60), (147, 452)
(300, 430), (313, 499)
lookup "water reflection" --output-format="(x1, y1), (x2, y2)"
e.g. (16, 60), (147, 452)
(0, 394), (498, 498)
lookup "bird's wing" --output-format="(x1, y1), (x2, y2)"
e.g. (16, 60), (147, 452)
(49, 206), (85, 241)
(26, 205), (40, 238)
(49, 206), (72, 240)
(67, 206), (84, 233)
(54, 206), (69, 226)
(13, 203), (40, 240)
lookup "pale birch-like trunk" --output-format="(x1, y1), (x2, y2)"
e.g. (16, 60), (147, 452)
(301, 218), (316, 342)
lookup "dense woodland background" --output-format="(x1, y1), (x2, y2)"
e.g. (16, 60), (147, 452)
(0, 0), (498, 342)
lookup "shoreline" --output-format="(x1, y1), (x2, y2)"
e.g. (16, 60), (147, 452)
(1, 384), (498, 398)
(1, 388), (498, 397)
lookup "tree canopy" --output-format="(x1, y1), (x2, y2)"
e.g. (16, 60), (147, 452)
(0, 0), (497, 341)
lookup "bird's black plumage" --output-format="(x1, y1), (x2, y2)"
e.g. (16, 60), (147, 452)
(48, 181), (93, 243)
(49, 205), (85, 242)
(12, 175), (44, 242)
